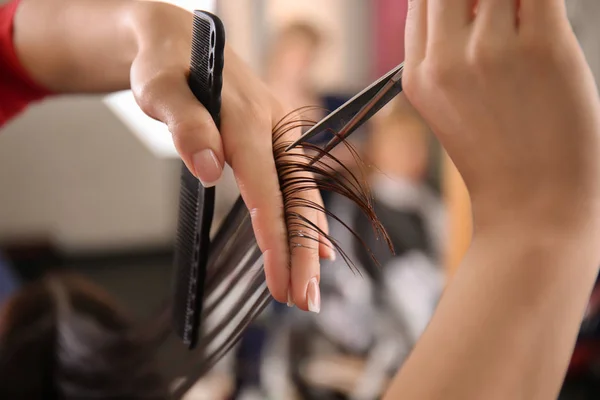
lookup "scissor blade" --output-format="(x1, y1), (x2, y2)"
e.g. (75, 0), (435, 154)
(285, 63), (404, 151)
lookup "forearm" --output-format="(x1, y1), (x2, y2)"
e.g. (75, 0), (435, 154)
(385, 222), (600, 400)
(12, 0), (173, 93)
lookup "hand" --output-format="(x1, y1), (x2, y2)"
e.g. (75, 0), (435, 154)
(382, 3), (600, 399)
(403, 0), (600, 231)
(129, 2), (329, 310)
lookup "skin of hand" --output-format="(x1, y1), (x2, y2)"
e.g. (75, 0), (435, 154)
(383, 1), (600, 399)
(12, 0), (329, 310)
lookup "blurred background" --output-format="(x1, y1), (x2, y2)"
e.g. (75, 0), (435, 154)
(1, 1), (600, 399)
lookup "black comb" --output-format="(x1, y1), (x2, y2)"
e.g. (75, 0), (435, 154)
(172, 10), (225, 349)
(171, 198), (271, 399)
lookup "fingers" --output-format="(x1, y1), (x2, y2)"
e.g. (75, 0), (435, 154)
(271, 111), (322, 312)
(475, 0), (518, 35)
(226, 121), (290, 304)
(289, 186), (321, 312)
(428, 0), (472, 40)
(317, 201), (334, 261)
(405, 0), (428, 65)
(132, 69), (224, 187)
(520, 0), (567, 27)
(408, 0), (568, 70)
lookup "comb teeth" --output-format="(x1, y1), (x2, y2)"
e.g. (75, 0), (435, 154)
(172, 10), (225, 348)
(189, 17), (211, 95)
(172, 168), (202, 344)
(170, 200), (272, 399)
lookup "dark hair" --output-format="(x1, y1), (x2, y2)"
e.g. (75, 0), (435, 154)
(0, 109), (394, 399)
(0, 273), (168, 399)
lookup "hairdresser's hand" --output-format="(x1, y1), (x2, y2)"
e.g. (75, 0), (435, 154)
(403, 0), (600, 229)
(130, 3), (328, 310)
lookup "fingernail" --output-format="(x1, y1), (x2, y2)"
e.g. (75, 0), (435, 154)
(306, 277), (320, 313)
(192, 149), (222, 187)
(287, 290), (295, 307)
(328, 250), (336, 261)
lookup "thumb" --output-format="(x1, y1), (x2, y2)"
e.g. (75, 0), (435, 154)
(133, 71), (224, 187)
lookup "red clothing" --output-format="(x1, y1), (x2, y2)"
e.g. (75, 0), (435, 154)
(0, 0), (50, 127)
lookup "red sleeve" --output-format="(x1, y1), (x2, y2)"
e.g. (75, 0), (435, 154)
(0, 0), (52, 127)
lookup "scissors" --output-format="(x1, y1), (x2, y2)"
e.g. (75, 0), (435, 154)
(285, 62), (404, 165)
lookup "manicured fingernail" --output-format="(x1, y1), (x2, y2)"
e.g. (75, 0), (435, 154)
(328, 250), (336, 261)
(287, 290), (295, 307)
(307, 277), (320, 313)
(192, 149), (222, 187)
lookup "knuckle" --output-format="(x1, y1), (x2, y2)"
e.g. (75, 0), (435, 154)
(131, 70), (172, 117)
(401, 68), (420, 101)
(269, 97), (289, 120)
(424, 57), (462, 88)
(167, 122), (193, 148)
(467, 41), (506, 72)
(227, 99), (272, 140)
(247, 195), (285, 230)
(169, 114), (212, 140)
(248, 102), (273, 129)
(169, 115), (218, 154)
(131, 80), (158, 118)
(519, 36), (556, 62)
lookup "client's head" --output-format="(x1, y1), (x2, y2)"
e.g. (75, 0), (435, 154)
(267, 21), (323, 86)
(0, 273), (168, 399)
(368, 96), (431, 183)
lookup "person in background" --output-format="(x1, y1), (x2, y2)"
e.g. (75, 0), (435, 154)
(264, 21), (325, 125)
(367, 95), (445, 259)
(0, 252), (19, 305)
(0, 273), (168, 399)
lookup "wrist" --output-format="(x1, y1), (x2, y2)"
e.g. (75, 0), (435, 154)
(471, 189), (600, 239)
(470, 213), (600, 278)
(128, 1), (192, 56)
